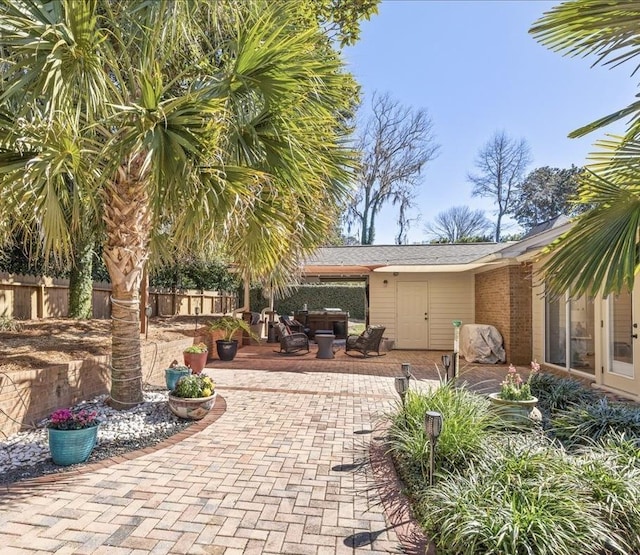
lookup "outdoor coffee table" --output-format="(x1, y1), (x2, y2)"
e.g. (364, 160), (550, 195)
(315, 331), (335, 359)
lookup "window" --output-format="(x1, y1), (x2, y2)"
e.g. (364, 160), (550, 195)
(545, 289), (595, 374)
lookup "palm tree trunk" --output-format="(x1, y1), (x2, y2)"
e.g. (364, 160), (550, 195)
(68, 231), (95, 319)
(102, 160), (150, 409)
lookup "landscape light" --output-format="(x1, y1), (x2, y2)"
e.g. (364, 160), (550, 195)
(424, 410), (443, 486)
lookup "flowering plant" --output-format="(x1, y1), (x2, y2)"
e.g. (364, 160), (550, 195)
(47, 408), (98, 430)
(499, 361), (540, 401)
(172, 374), (216, 398)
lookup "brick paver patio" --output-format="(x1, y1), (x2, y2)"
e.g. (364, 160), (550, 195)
(0, 344), (505, 554)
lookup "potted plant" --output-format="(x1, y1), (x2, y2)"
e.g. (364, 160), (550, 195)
(208, 316), (258, 361)
(488, 361), (541, 423)
(168, 373), (217, 420)
(165, 360), (191, 390)
(46, 408), (100, 466)
(183, 342), (208, 374)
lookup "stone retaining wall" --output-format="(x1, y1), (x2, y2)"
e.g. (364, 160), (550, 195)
(0, 337), (193, 436)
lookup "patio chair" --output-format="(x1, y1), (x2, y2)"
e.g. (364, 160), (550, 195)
(345, 325), (386, 358)
(275, 322), (310, 355)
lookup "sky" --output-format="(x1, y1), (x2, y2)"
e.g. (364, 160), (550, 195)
(342, 0), (639, 244)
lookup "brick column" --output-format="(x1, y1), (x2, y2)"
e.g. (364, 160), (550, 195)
(475, 263), (532, 365)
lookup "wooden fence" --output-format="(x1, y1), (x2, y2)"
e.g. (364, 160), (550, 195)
(0, 273), (237, 320)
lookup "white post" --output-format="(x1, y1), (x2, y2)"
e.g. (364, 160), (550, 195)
(452, 320), (462, 380)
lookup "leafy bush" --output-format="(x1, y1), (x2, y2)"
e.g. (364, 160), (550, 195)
(551, 398), (640, 447)
(387, 382), (499, 478)
(529, 372), (600, 415)
(574, 437), (640, 553)
(420, 436), (626, 555)
(0, 314), (22, 331)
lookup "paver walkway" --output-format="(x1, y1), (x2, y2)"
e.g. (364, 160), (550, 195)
(0, 345), (505, 554)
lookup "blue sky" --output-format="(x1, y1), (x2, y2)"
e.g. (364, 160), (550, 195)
(342, 0), (638, 244)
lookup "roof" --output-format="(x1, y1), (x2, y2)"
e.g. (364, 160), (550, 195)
(523, 215), (570, 238)
(305, 243), (506, 267)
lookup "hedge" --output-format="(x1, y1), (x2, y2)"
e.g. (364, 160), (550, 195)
(250, 284), (366, 320)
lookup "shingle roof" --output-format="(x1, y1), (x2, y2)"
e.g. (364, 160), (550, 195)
(305, 243), (506, 267)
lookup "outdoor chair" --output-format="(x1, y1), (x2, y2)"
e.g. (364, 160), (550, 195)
(275, 322), (310, 355)
(345, 325), (386, 358)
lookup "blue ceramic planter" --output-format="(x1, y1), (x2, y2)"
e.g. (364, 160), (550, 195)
(165, 367), (191, 390)
(48, 425), (99, 466)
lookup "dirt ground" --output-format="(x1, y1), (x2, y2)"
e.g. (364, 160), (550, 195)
(0, 317), (202, 373)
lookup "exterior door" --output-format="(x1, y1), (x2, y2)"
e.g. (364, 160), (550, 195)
(396, 282), (429, 349)
(605, 290), (636, 383)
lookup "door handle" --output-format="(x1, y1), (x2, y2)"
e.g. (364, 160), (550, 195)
(633, 334), (638, 339)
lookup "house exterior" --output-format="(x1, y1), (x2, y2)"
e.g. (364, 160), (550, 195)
(303, 218), (640, 402)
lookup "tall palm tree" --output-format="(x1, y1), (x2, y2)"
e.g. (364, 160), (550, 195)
(530, 1), (640, 297)
(0, 0), (355, 408)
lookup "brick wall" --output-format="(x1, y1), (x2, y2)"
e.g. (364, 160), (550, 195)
(475, 263), (532, 365)
(0, 337), (194, 436)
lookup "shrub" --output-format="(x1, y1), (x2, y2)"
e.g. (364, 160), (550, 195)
(387, 382), (499, 478)
(420, 436), (626, 555)
(0, 314), (22, 332)
(529, 372), (600, 415)
(551, 398), (640, 447)
(574, 439), (640, 553)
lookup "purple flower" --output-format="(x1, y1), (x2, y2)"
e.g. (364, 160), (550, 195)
(48, 408), (98, 430)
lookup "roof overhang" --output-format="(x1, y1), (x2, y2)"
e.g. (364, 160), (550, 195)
(301, 265), (378, 281)
(374, 262), (499, 273)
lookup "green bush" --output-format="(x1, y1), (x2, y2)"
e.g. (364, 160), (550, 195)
(529, 372), (600, 415)
(574, 437), (640, 553)
(551, 398), (640, 447)
(387, 382), (500, 479)
(420, 436), (626, 555)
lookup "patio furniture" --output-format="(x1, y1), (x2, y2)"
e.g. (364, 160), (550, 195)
(345, 325), (386, 358)
(315, 333), (335, 359)
(275, 323), (310, 355)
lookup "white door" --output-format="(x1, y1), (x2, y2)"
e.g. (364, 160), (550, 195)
(396, 282), (429, 349)
(605, 290), (636, 381)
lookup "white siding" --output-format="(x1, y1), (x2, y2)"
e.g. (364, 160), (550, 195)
(369, 272), (475, 349)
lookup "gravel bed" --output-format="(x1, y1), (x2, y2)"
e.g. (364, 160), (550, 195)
(0, 387), (196, 486)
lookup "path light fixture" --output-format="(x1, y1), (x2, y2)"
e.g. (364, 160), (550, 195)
(394, 376), (409, 411)
(401, 362), (412, 381)
(424, 410), (443, 486)
(194, 304), (201, 332)
(145, 305), (153, 340)
(442, 355), (451, 383)
(452, 320), (462, 380)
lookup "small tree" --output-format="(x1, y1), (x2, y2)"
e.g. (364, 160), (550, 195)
(468, 131), (531, 242)
(347, 92), (439, 244)
(424, 205), (492, 243)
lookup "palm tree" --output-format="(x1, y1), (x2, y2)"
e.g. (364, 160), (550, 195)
(530, 1), (640, 297)
(0, 0), (355, 408)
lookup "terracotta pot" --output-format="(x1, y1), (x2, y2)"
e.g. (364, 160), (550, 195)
(168, 392), (217, 420)
(183, 351), (208, 374)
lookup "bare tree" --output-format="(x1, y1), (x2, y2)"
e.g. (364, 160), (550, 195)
(424, 205), (491, 243)
(347, 92), (439, 244)
(393, 184), (420, 244)
(467, 131), (531, 242)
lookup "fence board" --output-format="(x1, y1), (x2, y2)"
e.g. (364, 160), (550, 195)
(0, 273), (236, 320)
